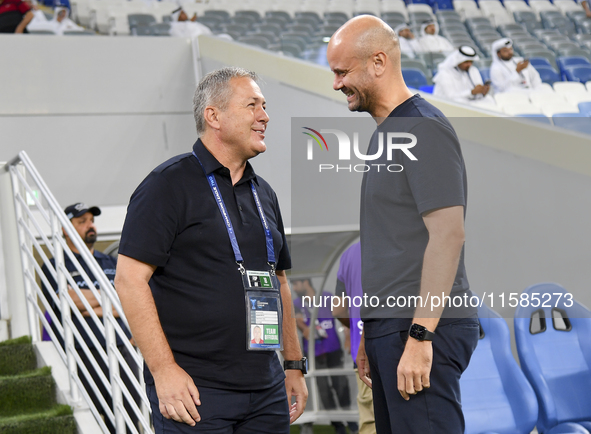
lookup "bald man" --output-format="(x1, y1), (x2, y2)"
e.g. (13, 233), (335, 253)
(326, 16), (479, 434)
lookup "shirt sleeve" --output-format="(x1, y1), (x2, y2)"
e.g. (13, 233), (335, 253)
(272, 192), (292, 271)
(18, 1), (31, 14)
(404, 119), (466, 215)
(118, 172), (181, 267)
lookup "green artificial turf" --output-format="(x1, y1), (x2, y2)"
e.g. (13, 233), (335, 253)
(0, 342), (37, 376)
(0, 337), (76, 433)
(0, 404), (76, 434)
(0, 367), (56, 417)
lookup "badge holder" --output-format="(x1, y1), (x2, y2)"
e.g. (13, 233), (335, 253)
(243, 267), (283, 351)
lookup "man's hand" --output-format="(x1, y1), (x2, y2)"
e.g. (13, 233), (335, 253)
(516, 60), (529, 73)
(471, 84), (490, 96)
(356, 333), (372, 388)
(153, 363), (201, 426)
(285, 370), (307, 423)
(397, 338), (433, 401)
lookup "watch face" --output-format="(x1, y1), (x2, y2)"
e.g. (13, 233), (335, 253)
(410, 324), (426, 340)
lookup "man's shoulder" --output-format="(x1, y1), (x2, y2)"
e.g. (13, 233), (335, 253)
(152, 152), (194, 177)
(94, 250), (117, 266)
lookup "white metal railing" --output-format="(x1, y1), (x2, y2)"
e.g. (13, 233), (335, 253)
(4, 151), (151, 434)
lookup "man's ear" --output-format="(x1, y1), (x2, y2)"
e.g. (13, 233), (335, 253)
(204, 106), (221, 131)
(372, 51), (387, 77)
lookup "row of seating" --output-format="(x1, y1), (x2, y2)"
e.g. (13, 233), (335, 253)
(461, 283), (591, 434)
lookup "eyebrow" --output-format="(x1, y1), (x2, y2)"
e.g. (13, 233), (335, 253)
(247, 97), (266, 104)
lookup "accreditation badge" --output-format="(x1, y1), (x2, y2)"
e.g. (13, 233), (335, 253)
(243, 270), (283, 351)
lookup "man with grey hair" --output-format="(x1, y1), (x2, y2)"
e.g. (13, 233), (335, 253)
(115, 67), (307, 433)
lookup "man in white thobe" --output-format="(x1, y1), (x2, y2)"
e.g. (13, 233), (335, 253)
(394, 23), (422, 58)
(418, 20), (454, 54)
(169, 6), (212, 39)
(490, 38), (542, 93)
(433, 45), (495, 107)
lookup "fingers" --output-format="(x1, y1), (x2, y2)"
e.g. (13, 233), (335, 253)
(360, 373), (373, 389)
(397, 371), (409, 401)
(422, 373), (430, 389)
(397, 371), (430, 400)
(289, 395), (305, 423)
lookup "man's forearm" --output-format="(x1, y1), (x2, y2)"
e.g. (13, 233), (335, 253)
(115, 257), (175, 374)
(413, 208), (466, 331)
(15, 11), (33, 33)
(277, 270), (303, 360)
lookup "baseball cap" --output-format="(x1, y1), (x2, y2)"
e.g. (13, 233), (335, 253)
(64, 203), (101, 220)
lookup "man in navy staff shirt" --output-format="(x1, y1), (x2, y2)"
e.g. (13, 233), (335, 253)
(326, 16), (479, 434)
(41, 202), (137, 433)
(115, 67), (307, 433)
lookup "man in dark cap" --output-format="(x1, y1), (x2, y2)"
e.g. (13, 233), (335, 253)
(41, 203), (137, 434)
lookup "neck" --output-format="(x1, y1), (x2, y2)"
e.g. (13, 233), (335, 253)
(201, 134), (248, 185)
(66, 239), (94, 255)
(371, 79), (414, 123)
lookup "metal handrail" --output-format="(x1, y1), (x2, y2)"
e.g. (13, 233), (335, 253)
(5, 150), (151, 433)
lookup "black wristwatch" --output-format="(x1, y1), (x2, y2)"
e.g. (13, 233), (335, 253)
(408, 323), (436, 342)
(284, 357), (308, 375)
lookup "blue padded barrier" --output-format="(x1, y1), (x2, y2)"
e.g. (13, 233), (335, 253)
(514, 283), (591, 434)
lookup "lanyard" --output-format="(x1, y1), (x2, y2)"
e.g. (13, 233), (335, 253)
(192, 151), (276, 272)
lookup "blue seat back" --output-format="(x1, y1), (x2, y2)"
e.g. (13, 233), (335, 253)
(565, 65), (591, 83)
(516, 114), (552, 124)
(462, 303), (538, 434)
(552, 115), (591, 135)
(479, 67), (491, 82)
(514, 283), (591, 433)
(533, 65), (561, 84)
(529, 57), (553, 69)
(401, 68), (428, 89)
(556, 56), (591, 74)
(579, 102), (591, 116)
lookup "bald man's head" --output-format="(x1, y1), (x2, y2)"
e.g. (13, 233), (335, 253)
(327, 15), (406, 116)
(329, 15), (400, 64)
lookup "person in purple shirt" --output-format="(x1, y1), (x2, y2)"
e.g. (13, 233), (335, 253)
(334, 242), (376, 434)
(292, 279), (354, 434)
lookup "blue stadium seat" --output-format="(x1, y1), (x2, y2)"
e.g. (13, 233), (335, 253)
(552, 114), (591, 135)
(515, 283), (591, 434)
(564, 65), (591, 83)
(530, 57), (553, 69)
(461, 302), (538, 434)
(534, 66), (561, 85)
(401, 68), (428, 89)
(556, 56), (591, 80)
(479, 67), (491, 83)
(419, 84), (434, 93)
(579, 101), (591, 116)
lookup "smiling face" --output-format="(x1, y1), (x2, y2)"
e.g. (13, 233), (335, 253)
(327, 42), (376, 113)
(215, 77), (269, 160)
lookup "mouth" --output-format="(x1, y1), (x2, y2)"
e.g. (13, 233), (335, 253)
(342, 88), (355, 101)
(252, 127), (266, 139)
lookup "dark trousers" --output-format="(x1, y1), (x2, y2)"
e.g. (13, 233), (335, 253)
(147, 380), (290, 433)
(315, 349), (351, 411)
(365, 318), (480, 434)
(78, 345), (140, 433)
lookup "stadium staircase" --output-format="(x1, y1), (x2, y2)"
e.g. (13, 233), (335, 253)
(0, 335), (76, 434)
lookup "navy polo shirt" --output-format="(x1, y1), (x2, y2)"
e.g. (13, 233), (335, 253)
(41, 250), (131, 349)
(118, 139), (291, 391)
(360, 95), (477, 338)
